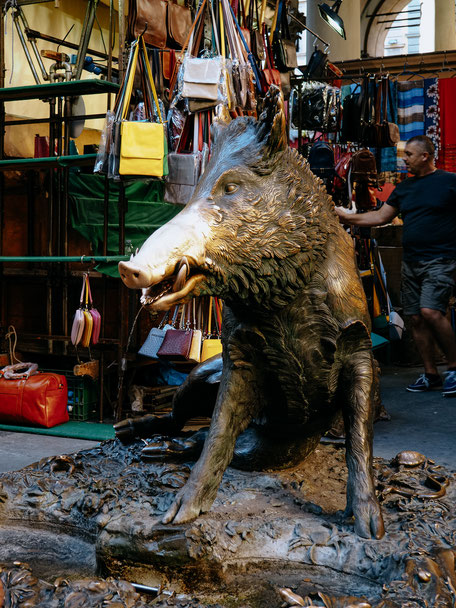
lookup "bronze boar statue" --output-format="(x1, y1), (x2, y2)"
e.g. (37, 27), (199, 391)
(116, 87), (385, 540)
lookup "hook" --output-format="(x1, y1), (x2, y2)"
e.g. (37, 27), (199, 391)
(141, 21), (149, 37)
(80, 255), (86, 263)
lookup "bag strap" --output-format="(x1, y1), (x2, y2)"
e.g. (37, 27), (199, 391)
(207, 297), (212, 336)
(168, 0), (208, 94)
(120, 40), (140, 121)
(79, 273), (86, 306)
(158, 310), (170, 329)
(138, 36), (164, 124)
(269, 0), (280, 46)
(86, 274), (93, 306)
(170, 305), (180, 328)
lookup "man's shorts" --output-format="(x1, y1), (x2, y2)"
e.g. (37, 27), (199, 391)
(401, 258), (456, 316)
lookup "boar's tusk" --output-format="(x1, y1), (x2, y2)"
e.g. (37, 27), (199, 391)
(173, 257), (190, 292)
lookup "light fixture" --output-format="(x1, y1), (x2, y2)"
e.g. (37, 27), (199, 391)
(318, 0), (346, 39)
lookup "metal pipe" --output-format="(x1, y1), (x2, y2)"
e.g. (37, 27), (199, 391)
(74, 0), (99, 80)
(24, 28), (118, 62)
(16, 7), (49, 81)
(0, 255), (129, 261)
(13, 11), (41, 84)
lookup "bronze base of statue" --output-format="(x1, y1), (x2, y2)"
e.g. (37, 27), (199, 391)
(0, 439), (455, 607)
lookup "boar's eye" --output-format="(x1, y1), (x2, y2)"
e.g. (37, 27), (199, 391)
(224, 183), (238, 194)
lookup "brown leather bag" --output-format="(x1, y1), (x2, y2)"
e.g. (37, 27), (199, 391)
(167, 1), (193, 48)
(128, 0), (167, 48)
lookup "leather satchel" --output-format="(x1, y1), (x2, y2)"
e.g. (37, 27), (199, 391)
(0, 364), (69, 428)
(167, 1), (193, 48)
(128, 0), (167, 48)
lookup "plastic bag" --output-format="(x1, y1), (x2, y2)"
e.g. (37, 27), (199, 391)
(94, 111), (114, 175)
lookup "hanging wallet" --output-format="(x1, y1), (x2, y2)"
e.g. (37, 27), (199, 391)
(200, 338), (222, 361)
(156, 329), (193, 361)
(139, 327), (168, 359)
(71, 309), (85, 346)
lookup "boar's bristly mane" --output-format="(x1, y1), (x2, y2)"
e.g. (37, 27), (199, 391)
(201, 116), (344, 312)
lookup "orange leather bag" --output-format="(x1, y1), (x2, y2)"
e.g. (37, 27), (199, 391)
(0, 363), (69, 428)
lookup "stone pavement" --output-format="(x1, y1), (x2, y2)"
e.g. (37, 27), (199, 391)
(0, 364), (455, 473)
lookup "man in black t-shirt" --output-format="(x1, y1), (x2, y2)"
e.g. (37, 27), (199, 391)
(335, 136), (456, 396)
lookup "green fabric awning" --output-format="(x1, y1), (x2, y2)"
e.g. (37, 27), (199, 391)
(69, 174), (181, 277)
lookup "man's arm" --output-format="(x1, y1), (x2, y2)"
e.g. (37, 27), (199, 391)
(334, 203), (399, 227)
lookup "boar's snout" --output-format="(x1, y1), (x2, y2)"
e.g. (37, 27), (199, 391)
(118, 261), (152, 289)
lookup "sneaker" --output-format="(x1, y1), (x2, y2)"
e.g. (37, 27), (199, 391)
(442, 370), (456, 397)
(406, 374), (442, 393)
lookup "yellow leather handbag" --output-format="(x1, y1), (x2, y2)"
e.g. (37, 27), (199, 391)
(118, 37), (168, 177)
(200, 297), (223, 362)
(81, 275), (94, 348)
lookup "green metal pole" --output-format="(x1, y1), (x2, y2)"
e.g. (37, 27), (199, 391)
(0, 255), (130, 262)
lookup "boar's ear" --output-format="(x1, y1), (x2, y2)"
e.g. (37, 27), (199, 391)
(258, 85), (287, 155)
(211, 111), (230, 146)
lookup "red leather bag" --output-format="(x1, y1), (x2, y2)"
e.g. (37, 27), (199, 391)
(0, 363), (69, 428)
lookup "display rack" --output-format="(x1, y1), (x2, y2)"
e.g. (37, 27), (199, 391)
(0, 1), (135, 422)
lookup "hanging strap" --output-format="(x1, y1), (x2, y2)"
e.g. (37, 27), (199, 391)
(207, 297), (213, 336)
(86, 274), (93, 306)
(169, 0), (208, 94)
(79, 274), (86, 306)
(139, 36), (164, 124)
(84, 274), (90, 308)
(269, 0), (280, 46)
(227, 0), (263, 92)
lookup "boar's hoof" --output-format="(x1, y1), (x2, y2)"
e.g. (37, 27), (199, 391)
(347, 496), (385, 540)
(141, 429), (208, 461)
(162, 482), (215, 525)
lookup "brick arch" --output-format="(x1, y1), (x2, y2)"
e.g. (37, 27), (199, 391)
(361, 0), (412, 57)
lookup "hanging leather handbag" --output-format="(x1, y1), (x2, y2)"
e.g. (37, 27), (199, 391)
(0, 363), (69, 428)
(167, 0), (193, 48)
(71, 276), (86, 346)
(138, 312), (172, 359)
(118, 37), (169, 178)
(156, 306), (193, 361)
(250, 0), (265, 61)
(200, 297), (223, 362)
(272, 0), (297, 72)
(79, 274), (93, 348)
(127, 0), (168, 48)
(262, 25), (281, 90)
(379, 78), (400, 147)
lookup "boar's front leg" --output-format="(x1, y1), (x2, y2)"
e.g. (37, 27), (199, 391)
(341, 349), (385, 540)
(163, 365), (259, 524)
